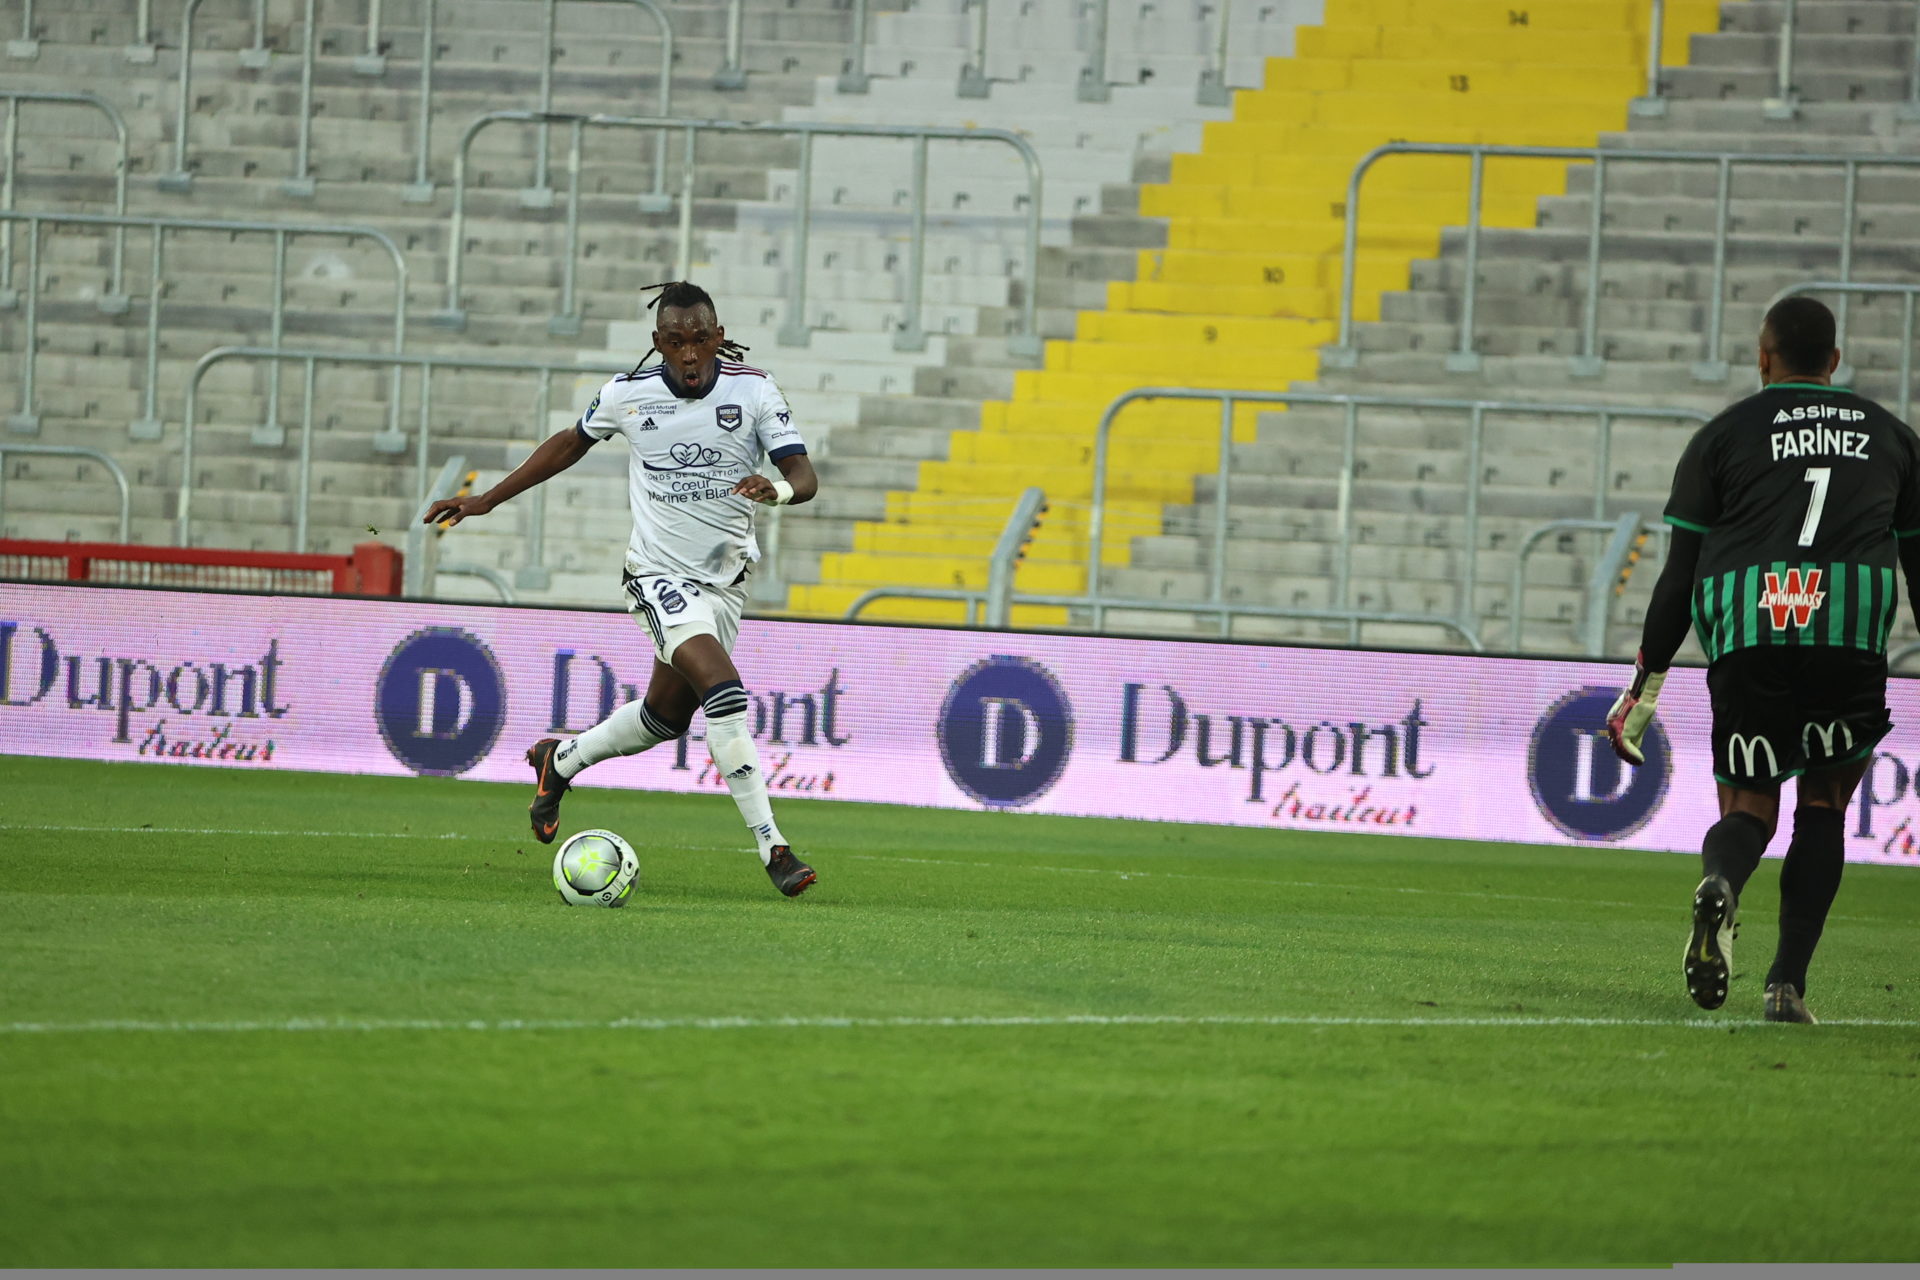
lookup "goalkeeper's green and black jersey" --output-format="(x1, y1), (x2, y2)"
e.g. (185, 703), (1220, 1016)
(1664, 382), (1920, 662)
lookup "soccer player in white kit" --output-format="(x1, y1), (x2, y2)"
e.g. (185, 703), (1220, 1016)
(423, 282), (821, 897)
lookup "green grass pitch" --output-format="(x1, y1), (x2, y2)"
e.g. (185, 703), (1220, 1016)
(3, 753), (1918, 1267)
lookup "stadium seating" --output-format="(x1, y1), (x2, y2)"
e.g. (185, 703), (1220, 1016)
(1307, 0), (1920, 655)
(8, 0), (1920, 663)
(452, 0), (1325, 610)
(779, 0), (1726, 633)
(0, 0), (856, 571)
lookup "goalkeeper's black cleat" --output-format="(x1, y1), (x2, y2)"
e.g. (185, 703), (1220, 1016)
(527, 738), (570, 845)
(1764, 983), (1817, 1024)
(766, 846), (816, 898)
(1684, 874), (1737, 1010)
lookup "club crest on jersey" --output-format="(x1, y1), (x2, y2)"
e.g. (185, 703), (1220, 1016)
(715, 404), (742, 431)
(1760, 568), (1825, 629)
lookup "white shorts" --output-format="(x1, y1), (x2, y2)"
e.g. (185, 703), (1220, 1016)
(622, 570), (748, 665)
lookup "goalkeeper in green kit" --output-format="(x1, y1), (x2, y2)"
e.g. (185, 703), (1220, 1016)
(1605, 298), (1920, 1023)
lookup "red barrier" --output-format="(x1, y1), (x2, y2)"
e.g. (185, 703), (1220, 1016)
(0, 540), (403, 596)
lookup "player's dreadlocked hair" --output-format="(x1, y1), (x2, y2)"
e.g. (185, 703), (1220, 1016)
(627, 280), (751, 377)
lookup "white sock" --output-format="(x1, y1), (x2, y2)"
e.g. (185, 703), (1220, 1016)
(555, 699), (682, 778)
(703, 682), (785, 863)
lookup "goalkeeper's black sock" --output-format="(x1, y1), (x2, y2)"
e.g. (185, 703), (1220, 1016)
(1766, 806), (1846, 997)
(1701, 810), (1770, 902)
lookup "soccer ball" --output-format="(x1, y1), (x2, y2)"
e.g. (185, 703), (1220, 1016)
(553, 829), (640, 907)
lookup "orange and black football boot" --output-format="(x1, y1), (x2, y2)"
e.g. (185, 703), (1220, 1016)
(527, 738), (571, 844)
(765, 846), (816, 898)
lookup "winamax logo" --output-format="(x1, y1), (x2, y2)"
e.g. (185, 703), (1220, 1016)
(373, 627), (506, 776)
(1527, 687), (1670, 841)
(936, 655), (1073, 808)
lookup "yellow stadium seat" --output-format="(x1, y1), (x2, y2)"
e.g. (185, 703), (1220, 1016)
(789, 0), (1725, 621)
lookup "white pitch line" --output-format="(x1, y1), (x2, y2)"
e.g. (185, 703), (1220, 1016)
(4, 1011), (1919, 1036)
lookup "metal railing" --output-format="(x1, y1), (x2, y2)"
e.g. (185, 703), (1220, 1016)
(1086, 388), (1713, 641)
(985, 487), (1047, 627)
(437, 111), (1045, 357)
(838, 0), (872, 93)
(835, 0), (1223, 108)
(1768, 281), (1918, 423)
(713, 0), (746, 90)
(404, 454), (468, 596)
(0, 210), (407, 442)
(0, 92), (131, 313)
(843, 585), (1488, 649)
(405, 454), (519, 602)
(9, 0), (38, 58)
(845, 488), (1046, 626)
(1324, 143), (1920, 383)
(161, 0), (673, 203)
(178, 346), (632, 549)
(1196, 0), (1235, 106)
(1758, 0), (1920, 121)
(1511, 514), (1661, 658)
(0, 444), (133, 543)
(1075, 0), (1106, 102)
(1630, 0), (1670, 118)
(958, 0), (990, 97)
(160, 0), (313, 196)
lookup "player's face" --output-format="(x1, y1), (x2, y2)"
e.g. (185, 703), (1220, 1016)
(654, 304), (725, 394)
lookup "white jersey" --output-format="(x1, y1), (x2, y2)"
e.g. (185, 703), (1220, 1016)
(577, 360), (807, 587)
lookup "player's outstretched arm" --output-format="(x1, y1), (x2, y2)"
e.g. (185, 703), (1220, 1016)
(732, 452), (818, 507)
(1605, 527), (1701, 765)
(421, 425), (595, 526)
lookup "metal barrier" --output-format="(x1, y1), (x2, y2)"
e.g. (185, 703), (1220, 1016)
(0, 210), (407, 442)
(1768, 281), (1917, 424)
(985, 487), (1047, 627)
(162, 0), (673, 204)
(405, 454), (519, 602)
(0, 92), (130, 313)
(1324, 143), (1920, 383)
(1086, 387), (1713, 639)
(958, 0), (990, 97)
(714, 0), (746, 90)
(405, 454), (468, 596)
(1630, 0), (1670, 118)
(1196, 0), (1234, 106)
(843, 585), (1488, 649)
(160, 0), (311, 196)
(178, 345), (632, 548)
(0, 444), (133, 542)
(9, 0), (38, 57)
(1511, 514), (1661, 657)
(838, 0), (871, 93)
(1076, 0), (1106, 102)
(1760, 0), (1920, 121)
(438, 111), (1045, 357)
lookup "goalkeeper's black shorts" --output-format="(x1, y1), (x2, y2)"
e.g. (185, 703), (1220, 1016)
(1706, 647), (1891, 789)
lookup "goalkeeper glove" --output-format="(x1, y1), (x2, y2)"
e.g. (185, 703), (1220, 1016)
(1605, 650), (1666, 767)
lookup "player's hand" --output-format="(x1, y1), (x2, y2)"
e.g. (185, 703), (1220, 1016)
(421, 493), (495, 527)
(730, 475), (780, 504)
(1605, 651), (1667, 767)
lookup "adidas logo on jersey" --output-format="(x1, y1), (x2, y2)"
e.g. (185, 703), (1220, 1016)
(639, 417), (658, 431)
(1760, 568), (1825, 629)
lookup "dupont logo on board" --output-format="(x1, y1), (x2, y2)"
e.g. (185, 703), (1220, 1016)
(936, 655), (1073, 808)
(1527, 687), (1670, 841)
(374, 627), (506, 776)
